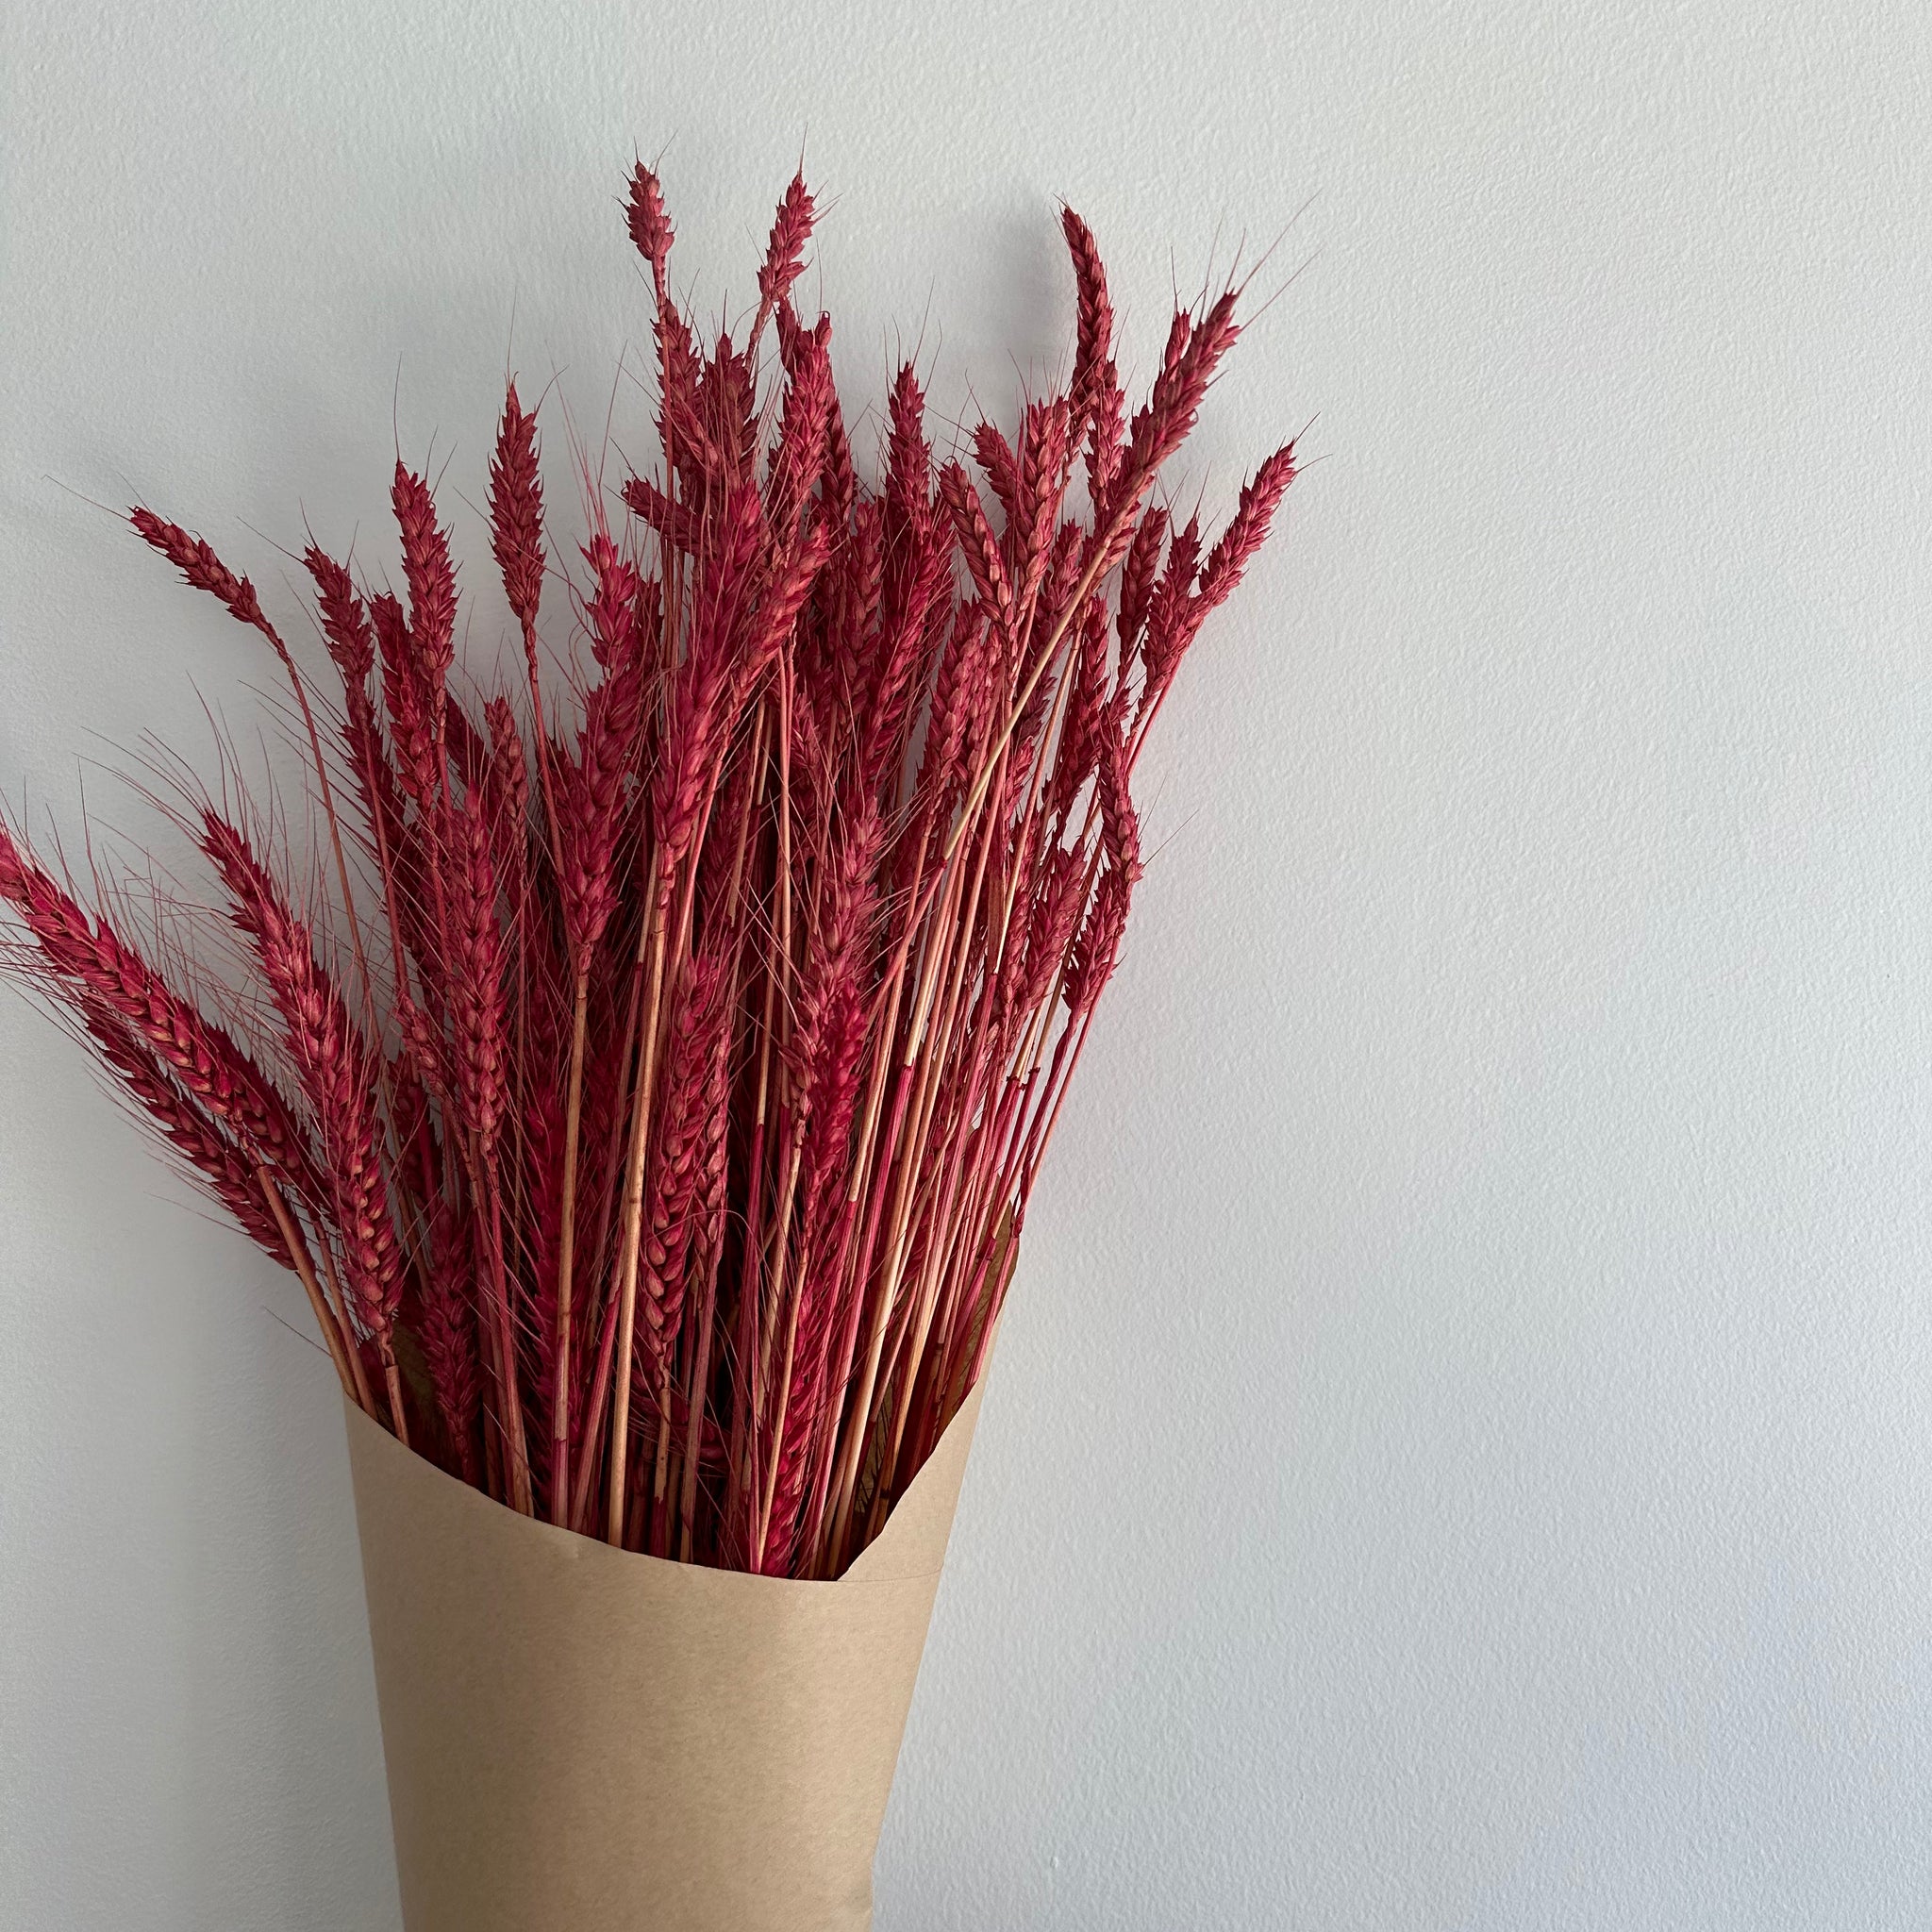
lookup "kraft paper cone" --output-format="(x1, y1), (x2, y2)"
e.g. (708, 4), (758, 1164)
(345, 1384), (983, 1932)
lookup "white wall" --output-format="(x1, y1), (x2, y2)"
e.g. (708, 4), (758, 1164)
(5, 3), (1930, 1925)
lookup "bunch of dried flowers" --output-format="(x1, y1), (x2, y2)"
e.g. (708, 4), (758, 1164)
(0, 165), (1293, 1576)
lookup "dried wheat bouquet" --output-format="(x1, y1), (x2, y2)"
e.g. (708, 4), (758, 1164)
(0, 164), (1294, 1580)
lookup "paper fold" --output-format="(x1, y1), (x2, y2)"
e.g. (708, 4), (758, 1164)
(346, 1386), (982, 1932)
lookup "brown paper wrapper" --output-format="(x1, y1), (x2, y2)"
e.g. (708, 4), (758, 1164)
(345, 1385), (982, 1932)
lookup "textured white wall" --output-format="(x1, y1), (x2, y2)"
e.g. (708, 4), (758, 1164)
(4, 3), (1931, 1925)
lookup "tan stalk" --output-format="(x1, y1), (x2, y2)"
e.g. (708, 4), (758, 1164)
(669, 710), (764, 1554)
(548, 970), (590, 1523)
(604, 853), (667, 1545)
(473, 1141), (532, 1513)
(750, 1138), (808, 1568)
(258, 1167), (364, 1409)
(821, 797), (991, 1558)
(313, 1230), (377, 1415)
(855, 758), (1015, 1448)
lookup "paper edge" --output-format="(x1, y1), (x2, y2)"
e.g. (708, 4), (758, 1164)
(344, 1375), (985, 1592)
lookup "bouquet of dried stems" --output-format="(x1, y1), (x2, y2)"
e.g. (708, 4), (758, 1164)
(0, 165), (1291, 1588)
